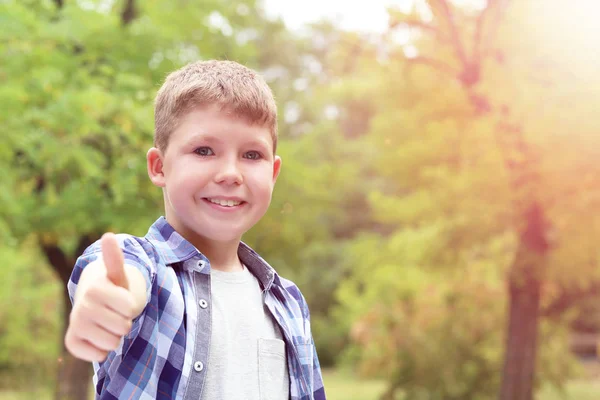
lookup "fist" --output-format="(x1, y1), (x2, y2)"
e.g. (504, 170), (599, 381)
(65, 233), (136, 362)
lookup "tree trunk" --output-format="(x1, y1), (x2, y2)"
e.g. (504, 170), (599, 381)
(498, 269), (541, 400)
(55, 286), (93, 400)
(41, 235), (97, 400)
(498, 203), (549, 400)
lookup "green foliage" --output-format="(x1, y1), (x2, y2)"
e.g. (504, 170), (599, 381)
(335, 228), (508, 398)
(0, 243), (61, 390)
(0, 0), (311, 242)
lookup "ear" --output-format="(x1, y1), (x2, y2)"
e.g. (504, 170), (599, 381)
(147, 147), (166, 187)
(272, 155), (282, 183)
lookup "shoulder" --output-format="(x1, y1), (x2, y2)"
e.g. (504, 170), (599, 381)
(274, 275), (312, 319)
(67, 232), (163, 308)
(80, 233), (158, 267)
(239, 241), (312, 320)
(277, 277), (306, 305)
(70, 232), (160, 287)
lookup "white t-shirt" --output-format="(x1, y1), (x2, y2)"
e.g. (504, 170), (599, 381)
(200, 265), (290, 400)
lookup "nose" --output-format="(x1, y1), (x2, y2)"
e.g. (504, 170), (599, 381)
(214, 157), (243, 185)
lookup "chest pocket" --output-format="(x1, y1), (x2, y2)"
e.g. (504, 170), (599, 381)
(258, 338), (290, 400)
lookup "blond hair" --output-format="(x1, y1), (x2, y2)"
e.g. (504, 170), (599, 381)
(154, 60), (278, 153)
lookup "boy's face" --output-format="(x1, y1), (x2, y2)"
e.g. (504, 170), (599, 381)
(147, 104), (281, 244)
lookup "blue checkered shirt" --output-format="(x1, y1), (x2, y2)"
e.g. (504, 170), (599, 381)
(67, 217), (326, 400)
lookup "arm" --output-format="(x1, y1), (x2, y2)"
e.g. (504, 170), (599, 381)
(65, 233), (150, 362)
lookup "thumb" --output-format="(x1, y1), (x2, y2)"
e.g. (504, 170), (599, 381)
(101, 232), (128, 289)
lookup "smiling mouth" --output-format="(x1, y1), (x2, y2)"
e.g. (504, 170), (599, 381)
(204, 198), (245, 207)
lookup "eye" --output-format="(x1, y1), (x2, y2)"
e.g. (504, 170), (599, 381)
(244, 151), (263, 160)
(194, 147), (214, 156)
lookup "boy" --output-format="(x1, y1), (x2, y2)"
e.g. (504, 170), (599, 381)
(65, 60), (326, 400)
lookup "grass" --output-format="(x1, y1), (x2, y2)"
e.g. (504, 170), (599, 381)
(321, 369), (600, 400)
(323, 368), (387, 400)
(1, 370), (599, 399)
(538, 380), (600, 400)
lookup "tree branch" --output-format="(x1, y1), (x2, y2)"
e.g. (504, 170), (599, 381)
(121, 0), (136, 26)
(405, 55), (459, 78)
(40, 240), (71, 284)
(40, 234), (98, 287)
(390, 18), (450, 44)
(433, 0), (469, 68)
(482, 0), (512, 59)
(541, 281), (600, 318)
(473, 0), (493, 63)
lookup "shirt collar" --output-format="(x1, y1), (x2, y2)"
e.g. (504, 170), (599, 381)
(237, 242), (277, 291)
(145, 216), (201, 265)
(145, 216), (278, 291)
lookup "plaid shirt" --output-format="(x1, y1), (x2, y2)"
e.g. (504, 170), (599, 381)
(68, 217), (326, 400)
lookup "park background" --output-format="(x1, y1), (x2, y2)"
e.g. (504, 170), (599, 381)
(2, 0), (600, 399)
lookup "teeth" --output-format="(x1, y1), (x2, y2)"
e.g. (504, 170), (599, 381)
(208, 198), (242, 207)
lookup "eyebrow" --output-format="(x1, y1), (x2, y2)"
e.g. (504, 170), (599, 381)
(244, 138), (271, 151)
(185, 133), (271, 151)
(184, 133), (221, 145)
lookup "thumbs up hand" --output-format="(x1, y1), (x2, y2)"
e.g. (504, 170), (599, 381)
(65, 233), (137, 362)
(102, 233), (128, 289)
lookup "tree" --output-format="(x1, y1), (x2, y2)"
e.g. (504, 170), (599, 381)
(327, 0), (600, 399)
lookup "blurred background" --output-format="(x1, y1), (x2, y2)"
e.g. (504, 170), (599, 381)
(1, 0), (600, 399)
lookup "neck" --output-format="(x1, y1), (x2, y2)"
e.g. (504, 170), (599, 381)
(195, 237), (243, 272)
(164, 210), (244, 272)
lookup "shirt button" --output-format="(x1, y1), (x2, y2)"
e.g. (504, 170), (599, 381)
(199, 299), (208, 309)
(197, 260), (206, 269)
(194, 361), (204, 372)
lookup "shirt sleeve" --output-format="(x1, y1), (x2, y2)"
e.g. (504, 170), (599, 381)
(297, 288), (327, 400)
(311, 337), (327, 400)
